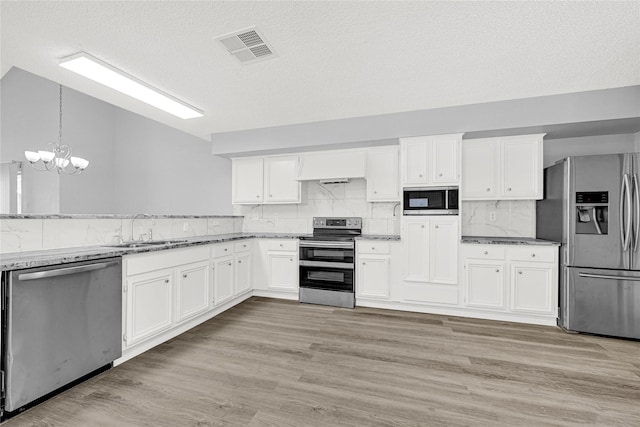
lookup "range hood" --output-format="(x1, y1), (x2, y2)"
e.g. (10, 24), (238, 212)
(297, 150), (366, 182)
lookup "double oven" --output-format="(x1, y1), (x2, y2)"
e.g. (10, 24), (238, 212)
(299, 217), (361, 308)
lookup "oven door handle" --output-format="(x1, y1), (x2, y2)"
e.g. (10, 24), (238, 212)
(299, 260), (354, 269)
(299, 241), (354, 249)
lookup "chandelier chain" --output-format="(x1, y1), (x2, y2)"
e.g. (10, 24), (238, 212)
(58, 85), (63, 144)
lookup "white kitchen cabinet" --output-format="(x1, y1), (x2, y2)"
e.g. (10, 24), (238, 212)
(268, 253), (298, 292)
(400, 133), (462, 187)
(429, 217), (458, 284)
(297, 150), (366, 181)
(402, 216), (459, 285)
(232, 155), (300, 205)
(356, 241), (392, 300)
(462, 134), (544, 200)
(232, 157), (264, 204)
(510, 264), (554, 315)
(234, 251), (252, 295)
(465, 261), (506, 310)
(402, 217), (430, 283)
(264, 156), (301, 203)
(125, 269), (173, 346)
(175, 261), (210, 323)
(461, 138), (499, 198)
(366, 146), (400, 202)
(461, 243), (558, 322)
(213, 256), (234, 305)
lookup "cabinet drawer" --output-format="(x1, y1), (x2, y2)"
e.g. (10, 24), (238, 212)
(462, 245), (505, 260)
(234, 240), (252, 253)
(509, 246), (556, 263)
(212, 242), (234, 258)
(263, 239), (298, 251)
(357, 241), (390, 254)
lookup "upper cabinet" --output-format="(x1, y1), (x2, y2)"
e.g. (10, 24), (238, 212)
(232, 156), (301, 205)
(366, 146), (400, 202)
(462, 134), (544, 201)
(400, 133), (462, 187)
(232, 157), (264, 204)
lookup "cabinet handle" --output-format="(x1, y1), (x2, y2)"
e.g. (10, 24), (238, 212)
(486, 188), (491, 192)
(280, 244), (284, 247)
(419, 174), (423, 178)
(270, 194), (273, 197)
(531, 253), (536, 257)
(495, 269), (500, 273)
(374, 191), (377, 194)
(183, 274), (187, 278)
(508, 188), (512, 191)
(238, 260), (242, 264)
(484, 251), (488, 255)
(438, 173), (443, 177)
(289, 258), (293, 262)
(164, 279), (169, 283)
(421, 225), (425, 229)
(224, 248), (228, 252)
(518, 271), (523, 275)
(256, 195), (260, 198)
(228, 263), (232, 266)
(362, 262), (366, 265)
(435, 225), (439, 229)
(243, 244), (247, 248)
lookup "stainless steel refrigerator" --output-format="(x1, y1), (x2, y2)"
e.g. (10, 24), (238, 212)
(537, 154), (640, 340)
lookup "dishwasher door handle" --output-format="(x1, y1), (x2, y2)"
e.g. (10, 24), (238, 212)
(18, 261), (119, 281)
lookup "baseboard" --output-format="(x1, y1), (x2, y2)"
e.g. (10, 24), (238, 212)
(252, 289), (299, 300)
(356, 299), (558, 327)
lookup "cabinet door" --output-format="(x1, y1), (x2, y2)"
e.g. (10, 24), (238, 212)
(462, 139), (499, 199)
(501, 137), (542, 199)
(367, 146), (400, 201)
(232, 158), (264, 204)
(431, 135), (460, 184)
(356, 256), (390, 299)
(402, 217), (430, 282)
(234, 252), (252, 295)
(429, 217), (458, 284)
(510, 264), (554, 314)
(264, 156), (301, 203)
(125, 269), (173, 346)
(175, 261), (210, 323)
(268, 252), (298, 291)
(401, 138), (429, 186)
(465, 261), (506, 310)
(213, 256), (235, 305)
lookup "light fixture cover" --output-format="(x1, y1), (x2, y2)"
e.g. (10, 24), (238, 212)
(59, 52), (203, 120)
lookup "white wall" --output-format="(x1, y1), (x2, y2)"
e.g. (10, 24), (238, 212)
(113, 109), (232, 215)
(543, 134), (636, 167)
(635, 131), (640, 152)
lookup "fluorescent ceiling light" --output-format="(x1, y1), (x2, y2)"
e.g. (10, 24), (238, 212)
(59, 52), (203, 119)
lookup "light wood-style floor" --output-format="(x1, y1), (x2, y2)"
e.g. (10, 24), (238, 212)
(5, 297), (640, 426)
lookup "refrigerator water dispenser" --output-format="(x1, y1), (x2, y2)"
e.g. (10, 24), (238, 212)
(575, 191), (609, 235)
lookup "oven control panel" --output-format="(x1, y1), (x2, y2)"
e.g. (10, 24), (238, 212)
(313, 217), (362, 229)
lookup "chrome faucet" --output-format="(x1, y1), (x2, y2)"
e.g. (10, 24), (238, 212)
(392, 202), (401, 217)
(131, 213), (155, 242)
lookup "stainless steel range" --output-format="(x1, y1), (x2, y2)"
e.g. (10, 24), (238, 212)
(299, 217), (362, 308)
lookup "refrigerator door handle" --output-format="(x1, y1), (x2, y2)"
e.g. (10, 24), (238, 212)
(634, 173), (640, 251)
(621, 174), (632, 251)
(578, 272), (640, 282)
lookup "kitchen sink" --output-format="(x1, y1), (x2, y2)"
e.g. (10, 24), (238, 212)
(105, 239), (188, 248)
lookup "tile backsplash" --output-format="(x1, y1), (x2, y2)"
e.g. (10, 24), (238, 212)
(0, 216), (242, 253)
(461, 200), (536, 237)
(234, 179), (401, 235)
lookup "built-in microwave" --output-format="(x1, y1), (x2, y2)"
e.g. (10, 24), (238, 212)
(403, 187), (459, 215)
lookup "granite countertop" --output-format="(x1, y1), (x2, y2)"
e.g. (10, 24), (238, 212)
(461, 236), (560, 246)
(0, 214), (242, 219)
(0, 233), (307, 271)
(355, 235), (401, 241)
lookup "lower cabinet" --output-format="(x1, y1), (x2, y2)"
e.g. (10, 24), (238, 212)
(175, 261), (210, 323)
(461, 244), (558, 320)
(265, 240), (299, 292)
(356, 241), (393, 300)
(213, 255), (234, 306)
(125, 268), (173, 346)
(235, 251), (252, 295)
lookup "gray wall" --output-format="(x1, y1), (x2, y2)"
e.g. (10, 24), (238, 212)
(113, 109), (231, 215)
(544, 134), (637, 168)
(0, 67), (232, 215)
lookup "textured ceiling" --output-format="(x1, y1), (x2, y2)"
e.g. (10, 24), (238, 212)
(1, 1), (639, 141)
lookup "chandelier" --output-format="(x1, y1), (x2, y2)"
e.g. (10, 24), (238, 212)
(24, 85), (89, 175)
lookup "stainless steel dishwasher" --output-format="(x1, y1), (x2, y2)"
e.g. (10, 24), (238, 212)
(1, 257), (122, 419)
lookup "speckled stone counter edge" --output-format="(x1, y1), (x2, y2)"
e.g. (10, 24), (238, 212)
(461, 236), (560, 246)
(0, 214), (241, 219)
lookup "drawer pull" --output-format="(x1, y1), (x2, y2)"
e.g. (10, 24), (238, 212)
(495, 269), (500, 273)
(484, 251), (488, 255)
(289, 258), (293, 262)
(238, 260), (242, 264)
(164, 279), (169, 283)
(531, 253), (536, 257)
(435, 225), (439, 229)
(486, 188), (491, 192)
(224, 248), (228, 252)
(183, 274), (187, 278)
(228, 262), (232, 266)
(518, 271), (523, 275)
(438, 173), (443, 177)
(362, 262), (366, 265)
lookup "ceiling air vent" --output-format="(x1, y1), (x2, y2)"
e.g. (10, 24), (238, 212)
(216, 27), (277, 64)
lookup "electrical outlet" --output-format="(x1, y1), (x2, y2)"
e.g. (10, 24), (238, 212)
(489, 212), (497, 221)
(210, 220), (219, 226)
(182, 222), (189, 232)
(252, 214), (259, 220)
